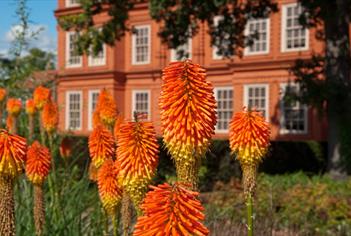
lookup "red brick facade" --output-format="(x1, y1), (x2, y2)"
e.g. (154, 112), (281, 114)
(54, 0), (327, 141)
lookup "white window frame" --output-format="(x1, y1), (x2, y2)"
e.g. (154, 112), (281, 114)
(214, 87), (233, 133)
(132, 90), (151, 120)
(88, 90), (100, 130)
(66, 0), (80, 7)
(170, 37), (192, 61)
(244, 84), (269, 121)
(132, 25), (151, 65)
(66, 32), (82, 68)
(281, 3), (309, 52)
(244, 18), (270, 56)
(212, 16), (224, 60)
(65, 91), (83, 131)
(279, 83), (308, 134)
(88, 44), (106, 66)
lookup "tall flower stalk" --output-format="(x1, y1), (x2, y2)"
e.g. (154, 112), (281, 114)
(0, 130), (27, 236)
(33, 86), (51, 145)
(25, 99), (36, 142)
(26, 141), (51, 236)
(41, 98), (59, 167)
(159, 60), (217, 188)
(229, 108), (270, 236)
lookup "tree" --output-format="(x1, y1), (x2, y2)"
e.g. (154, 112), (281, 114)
(0, 0), (55, 97)
(290, 0), (351, 176)
(58, 0), (277, 56)
(0, 48), (56, 96)
(58, 0), (351, 174)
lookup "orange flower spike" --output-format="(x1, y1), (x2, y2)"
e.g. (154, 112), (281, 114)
(133, 182), (209, 236)
(88, 125), (115, 168)
(92, 110), (103, 129)
(26, 141), (51, 185)
(97, 159), (122, 216)
(0, 88), (6, 102)
(159, 60), (217, 185)
(116, 120), (159, 207)
(229, 108), (270, 166)
(6, 98), (22, 117)
(33, 86), (51, 110)
(41, 99), (59, 134)
(113, 115), (123, 140)
(25, 99), (36, 115)
(97, 89), (117, 127)
(0, 129), (27, 178)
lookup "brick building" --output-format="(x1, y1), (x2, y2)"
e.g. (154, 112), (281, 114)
(54, 0), (327, 140)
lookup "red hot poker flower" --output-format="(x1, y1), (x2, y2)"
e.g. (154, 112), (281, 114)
(33, 86), (51, 110)
(26, 99), (36, 115)
(133, 182), (209, 236)
(0, 129), (27, 178)
(0, 88), (7, 102)
(6, 98), (22, 117)
(229, 108), (270, 166)
(97, 89), (117, 127)
(115, 120), (159, 207)
(97, 159), (122, 216)
(41, 99), (59, 134)
(159, 60), (217, 185)
(26, 141), (51, 185)
(88, 125), (115, 168)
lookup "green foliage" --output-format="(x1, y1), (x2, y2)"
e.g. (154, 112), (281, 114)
(204, 173), (351, 235)
(9, 0), (43, 58)
(58, 0), (277, 57)
(0, 48), (56, 98)
(0, 0), (55, 99)
(150, 0), (278, 57)
(14, 135), (107, 235)
(58, 0), (133, 55)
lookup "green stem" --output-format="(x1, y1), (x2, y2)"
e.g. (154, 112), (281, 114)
(48, 133), (56, 175)
(247, 193), (254, 236)
(28, 115), (34, 143)
(104, 210), (109, 235)
(38, 112), (46, 145)
(112, 214), (119, 236)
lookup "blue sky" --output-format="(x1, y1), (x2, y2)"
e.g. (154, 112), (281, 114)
(0, 0), (57, 55)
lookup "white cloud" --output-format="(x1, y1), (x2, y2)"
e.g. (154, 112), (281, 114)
(0, 24), (56, 56)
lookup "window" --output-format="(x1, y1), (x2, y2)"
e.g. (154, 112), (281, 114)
(245, 18), (270, 55)
(66, 32), (82, 68)
(281, 3), (309, 52)
(170, 38), (192, 61)
(244, 84), (269, 120)
(89, 45), (106, 66)
(66, 0), (79, 7)
(212, 16), (224, 60)
(66, 91), (82, 130)
(88, 90), (100, 130)
(132, 25), (151, 65)
(132, 90), (150, 120)
(214, 87), (233, 132)
(280, 84), (308, 134)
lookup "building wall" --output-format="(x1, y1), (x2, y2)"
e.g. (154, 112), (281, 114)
(55, 0), (327, 140)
